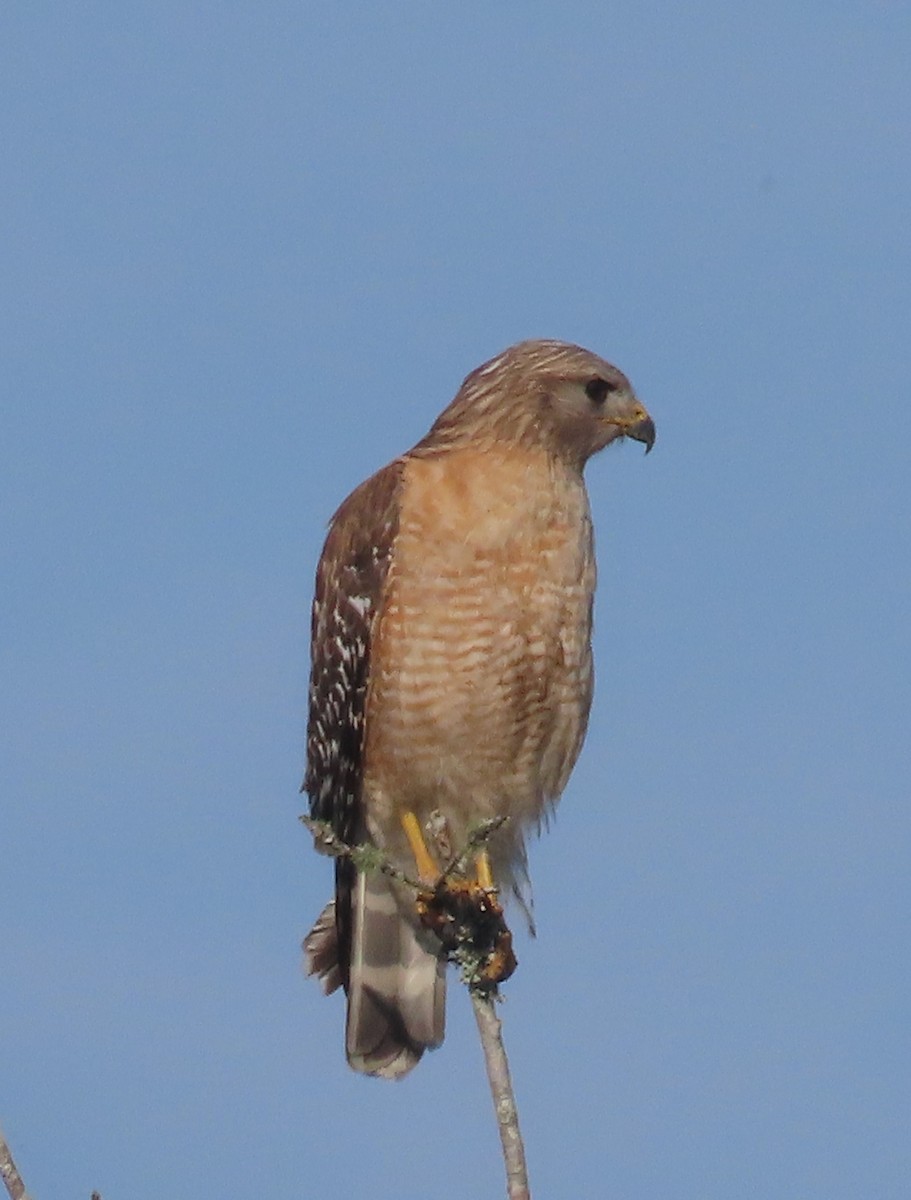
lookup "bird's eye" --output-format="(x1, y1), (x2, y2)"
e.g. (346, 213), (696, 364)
(585, 376), (617, 404)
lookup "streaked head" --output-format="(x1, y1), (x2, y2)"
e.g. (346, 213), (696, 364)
(420, 339), (655, 467)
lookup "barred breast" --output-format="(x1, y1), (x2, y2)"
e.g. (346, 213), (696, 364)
(362, 444), (596, 875)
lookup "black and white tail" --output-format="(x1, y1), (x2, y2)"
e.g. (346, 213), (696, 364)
(305, 872), (445, 1079)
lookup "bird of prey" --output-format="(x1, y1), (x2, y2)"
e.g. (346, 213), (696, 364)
(303, 339), (654, 1078)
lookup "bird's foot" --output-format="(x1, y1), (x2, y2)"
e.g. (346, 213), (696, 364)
(417, 878), (517, 989)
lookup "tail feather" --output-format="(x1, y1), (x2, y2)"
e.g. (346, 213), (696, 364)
(305, 873), (445, 1080)
(303, 900), (343, 995)
(346, 871), (445, 1078)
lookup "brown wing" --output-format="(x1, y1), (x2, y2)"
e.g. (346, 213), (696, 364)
(303, 460), (403, 990)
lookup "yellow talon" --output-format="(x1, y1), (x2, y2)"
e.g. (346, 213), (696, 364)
(475, 849), (494, 891)
(401, 810), (441, 884)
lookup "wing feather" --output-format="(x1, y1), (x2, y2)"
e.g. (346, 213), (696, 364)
(303, 460), (403, 989)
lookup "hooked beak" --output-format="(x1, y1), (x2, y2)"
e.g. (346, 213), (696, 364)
(627, 409), (656, 454)
(609, 399), (656, 454)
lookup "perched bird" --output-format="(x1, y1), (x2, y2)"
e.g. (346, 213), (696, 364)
(303, 339), (654, 1078)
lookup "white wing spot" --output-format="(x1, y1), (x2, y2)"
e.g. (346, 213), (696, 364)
(347, 594), (371, 618)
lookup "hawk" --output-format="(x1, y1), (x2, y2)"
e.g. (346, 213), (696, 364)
(303, 339), (654, 1078)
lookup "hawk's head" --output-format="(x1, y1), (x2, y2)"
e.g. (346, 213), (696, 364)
(423, 339), (655, 467)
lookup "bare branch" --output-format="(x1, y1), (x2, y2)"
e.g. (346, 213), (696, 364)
(301, 813), (508, 892)
(440, 815), (509, 878)
(470, 990), (531, 1200)
(300, 816), (422, 889)
(0, 1130), (30, 1200)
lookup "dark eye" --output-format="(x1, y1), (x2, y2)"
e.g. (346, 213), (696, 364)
(585, 376), (617, 404)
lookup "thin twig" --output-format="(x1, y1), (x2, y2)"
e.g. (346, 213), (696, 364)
(440, 815), (509, 878)
(470, 989), (531, 1200)
(0, 1129), (30, 1200)
(300, 816), (423, 889)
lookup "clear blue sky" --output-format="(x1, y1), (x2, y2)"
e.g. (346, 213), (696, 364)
(2, 4), (909, 1197)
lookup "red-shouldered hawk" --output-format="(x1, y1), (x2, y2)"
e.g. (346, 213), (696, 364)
(303, 340), (654, 1078)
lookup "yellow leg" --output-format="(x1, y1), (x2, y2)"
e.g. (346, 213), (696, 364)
(475, 849), (494, 891)
(400, 810), (440, 884)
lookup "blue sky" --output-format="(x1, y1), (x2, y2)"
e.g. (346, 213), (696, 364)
(2, 4), (909, 1197)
